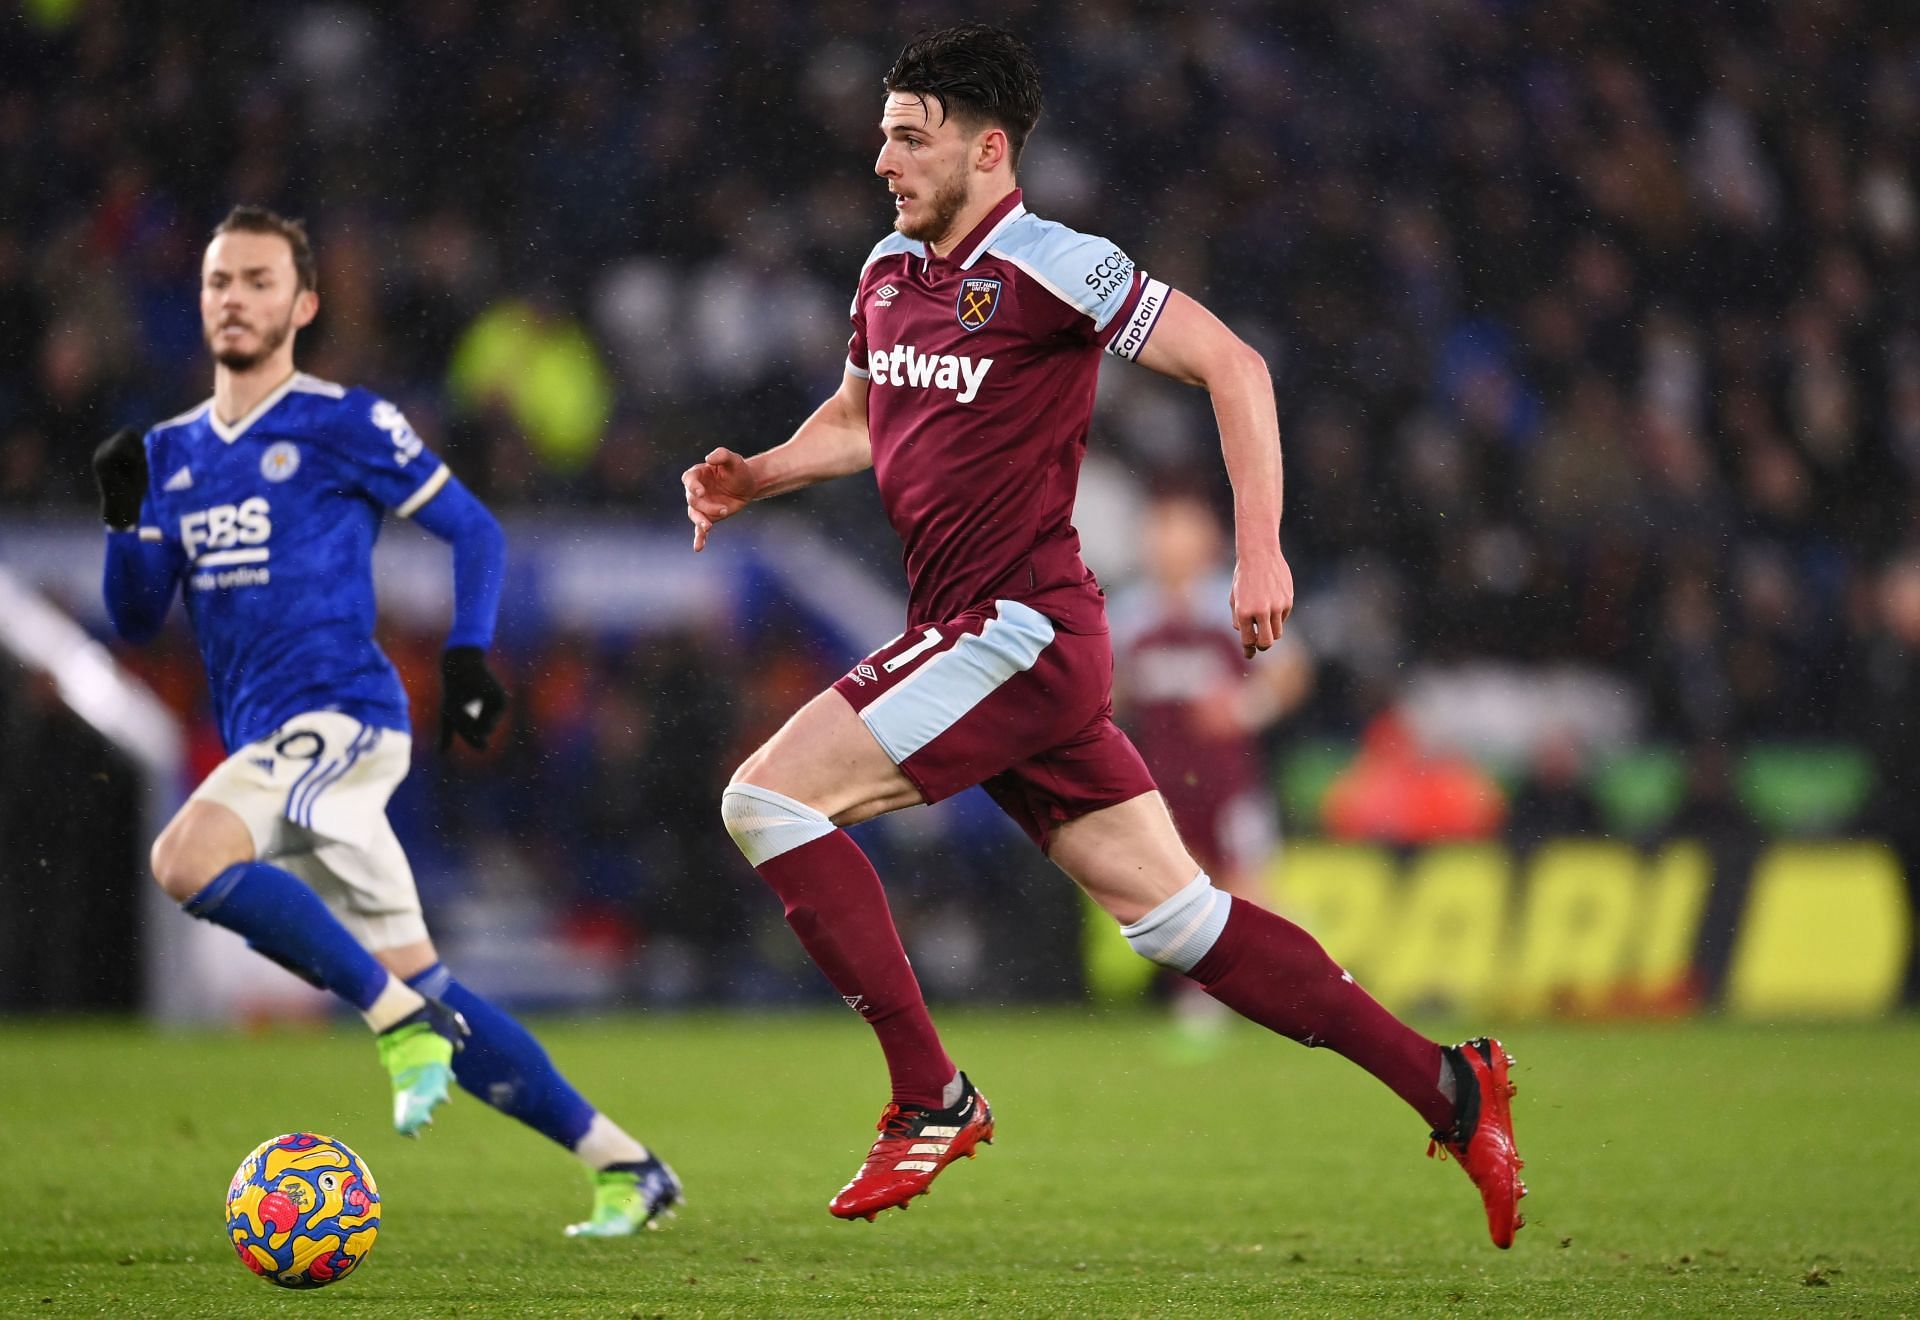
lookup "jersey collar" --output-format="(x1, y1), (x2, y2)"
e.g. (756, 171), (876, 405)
(208, 370), (303, 444)
(948, 189), (1026, 271)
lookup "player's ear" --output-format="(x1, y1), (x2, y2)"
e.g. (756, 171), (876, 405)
(293, 288), (319, 329)
(976, 125), (1009, 174)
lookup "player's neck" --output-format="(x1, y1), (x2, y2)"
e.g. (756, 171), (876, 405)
(925, 181), (1017, 261)
(213, 359), (299, 426)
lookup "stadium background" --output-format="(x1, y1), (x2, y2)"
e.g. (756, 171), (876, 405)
(1, 0), (1916, 1025)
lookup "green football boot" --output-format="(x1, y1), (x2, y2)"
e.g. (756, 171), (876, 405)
(376, 1000), (467, 1136)
(564, 1156), (684, 1238)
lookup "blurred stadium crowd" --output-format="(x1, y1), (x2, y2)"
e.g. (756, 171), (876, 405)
(4, 1), (1920, 1002)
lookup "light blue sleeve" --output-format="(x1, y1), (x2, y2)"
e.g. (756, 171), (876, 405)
(984, 218), (1140, 331)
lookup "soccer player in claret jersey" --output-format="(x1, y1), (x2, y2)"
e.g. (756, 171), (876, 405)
(1111, 488), (1313, 1041)
(683, 25), (1526, 1245)
(94, 206), (679, 1238)
(1114, 488), (1314, 897)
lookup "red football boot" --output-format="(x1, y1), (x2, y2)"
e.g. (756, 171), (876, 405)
(829, 1074), (994, 1220)
(1429, 1037), (1527, 1248)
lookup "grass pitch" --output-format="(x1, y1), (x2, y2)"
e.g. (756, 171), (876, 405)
(1, 1010), (1916, 1317)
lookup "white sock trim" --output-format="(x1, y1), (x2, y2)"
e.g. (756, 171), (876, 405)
(575, 1113), (650, 1170)
(1120, 871), (1231, 973)
(721, 782), (835, 866)
(361, 976), (425, 1033)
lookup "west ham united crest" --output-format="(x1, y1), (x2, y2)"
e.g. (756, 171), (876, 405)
(956, 277), (1002, 331)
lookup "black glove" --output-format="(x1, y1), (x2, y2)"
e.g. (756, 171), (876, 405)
(439, 646), (509, 751)
(91, 426), (148, 530)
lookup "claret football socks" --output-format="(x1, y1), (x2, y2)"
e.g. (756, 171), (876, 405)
(751, 829), (957, 1108)
(1185, 896), (1458, 1132)
(1180, 899), (1530, 1244)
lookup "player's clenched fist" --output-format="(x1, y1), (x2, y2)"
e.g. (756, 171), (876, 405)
(92, 426), (149, 531)
(1231, 546), (1295, 660)
(682, 447), (757, 551)
(439, 646), (509, 751)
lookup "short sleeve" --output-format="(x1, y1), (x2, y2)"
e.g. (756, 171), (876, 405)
(847, 282), (870, 378)
(339, 391), (450, 516)
(846, 233), (924, 379)
(1057, 232), (1138, 332)
(987, 219), (1167, 354)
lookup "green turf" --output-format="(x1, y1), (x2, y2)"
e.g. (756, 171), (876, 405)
(2, 1011), (1916, 1317)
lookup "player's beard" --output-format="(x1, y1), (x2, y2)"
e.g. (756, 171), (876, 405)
(896, 162), (971, 244)
(208, 303), (297, 372)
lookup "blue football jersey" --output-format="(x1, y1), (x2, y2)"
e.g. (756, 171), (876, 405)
(131, 372), (452, 751)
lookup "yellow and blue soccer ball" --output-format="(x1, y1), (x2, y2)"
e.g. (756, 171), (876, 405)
(225, 1133), (379, 1288)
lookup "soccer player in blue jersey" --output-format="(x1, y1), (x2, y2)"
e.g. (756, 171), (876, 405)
(92, 206), (679, 1238)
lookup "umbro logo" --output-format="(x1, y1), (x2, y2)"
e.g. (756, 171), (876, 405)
(163, 466), (194, 492)
(874, 284), (898, 308)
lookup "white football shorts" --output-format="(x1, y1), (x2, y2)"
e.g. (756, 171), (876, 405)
(188, 710), (427, 949)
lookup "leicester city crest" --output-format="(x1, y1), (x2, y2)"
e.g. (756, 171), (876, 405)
(956, 277), (1002, 332)
(261, 441), (301, 482)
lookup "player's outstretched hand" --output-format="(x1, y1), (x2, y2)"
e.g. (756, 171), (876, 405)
(682, 447), (757, 551)
(1231, 543), (1295, 660)
(439, 646), (509, 751)
(91, 426), (149, 531)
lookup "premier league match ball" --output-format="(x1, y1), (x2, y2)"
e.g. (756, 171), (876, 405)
(225, 1133), (380, 1288)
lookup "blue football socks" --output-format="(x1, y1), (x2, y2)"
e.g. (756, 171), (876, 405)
(185, 861), (393, 1011)
(406, 962), (596, 1150)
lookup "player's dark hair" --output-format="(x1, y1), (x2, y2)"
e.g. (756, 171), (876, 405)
(211, 205), (317, 293)
(884, 24), (1043, 170)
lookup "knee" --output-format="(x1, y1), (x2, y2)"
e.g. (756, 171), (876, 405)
(728, 742), (773, 790)
(150, 829), (213, 903)
(149, 816), (250, 904)
(720, 781), (834, 868)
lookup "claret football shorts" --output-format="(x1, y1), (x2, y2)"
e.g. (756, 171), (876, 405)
(187, 710), (427, 949)
(832, 599), (1159, 849)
